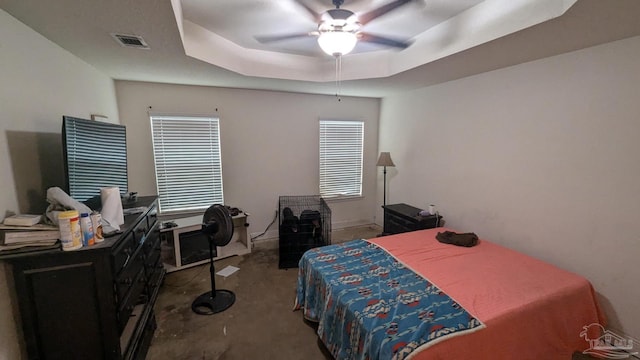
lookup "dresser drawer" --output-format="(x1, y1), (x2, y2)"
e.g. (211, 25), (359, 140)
(115, 246), (146, 303)
(127, 311), (157, 360)
(142, 223), (160, 257)
(117, 269), (147, 332)
(144, 242), (161, 275)
(147, 265), (165, 299)
(113, 209), (155, 276)
(386, 213), (414, 231)
(113, 232), (137, 275)
(146, 204), (158, 233)
(132, 215), (150, 244)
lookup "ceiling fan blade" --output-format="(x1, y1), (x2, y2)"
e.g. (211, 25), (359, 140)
(255, 33), (314, 44)
(358, 0), (412, 25)
(293, 0), (322, 23)
(358, 33), (412, 49)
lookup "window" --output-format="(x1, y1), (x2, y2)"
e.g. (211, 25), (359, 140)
(319, 120), (364, 199)
(150, 115), (223, 213)
(62, 116), (128, 202)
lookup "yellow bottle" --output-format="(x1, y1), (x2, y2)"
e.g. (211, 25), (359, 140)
(58, 210), (82, 251)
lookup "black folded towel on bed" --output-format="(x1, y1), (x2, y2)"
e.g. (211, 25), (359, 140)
(436, 231), (479, 247)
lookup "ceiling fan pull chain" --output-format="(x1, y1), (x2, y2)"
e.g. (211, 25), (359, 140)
(335, 55), (339, 98)
(335, 54), (342, 102)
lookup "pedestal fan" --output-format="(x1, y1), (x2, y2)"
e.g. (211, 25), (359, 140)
(191, 204), (235, 315)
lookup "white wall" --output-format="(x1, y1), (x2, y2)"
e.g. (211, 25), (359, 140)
(379, 35), (640, 339)
(115, 81), (380, 242)
(0, 9), (119, 360)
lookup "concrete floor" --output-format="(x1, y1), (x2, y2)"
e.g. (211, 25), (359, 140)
(147, 224), (381, 360)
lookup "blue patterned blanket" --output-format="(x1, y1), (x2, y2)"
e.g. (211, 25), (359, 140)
(295, 239), (484, 360)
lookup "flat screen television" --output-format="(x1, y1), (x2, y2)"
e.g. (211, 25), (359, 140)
(62, 116), (128, 205)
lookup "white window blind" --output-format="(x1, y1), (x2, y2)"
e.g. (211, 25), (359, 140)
(150, 115), (224, 213)
(319, 120), (364, 198)
(62, 116), (128, 202)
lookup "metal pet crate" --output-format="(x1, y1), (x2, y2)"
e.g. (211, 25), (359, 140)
(278, 195), (331, 269)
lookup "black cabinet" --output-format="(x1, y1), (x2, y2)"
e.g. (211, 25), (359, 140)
(7, 196), (164, 360)
(383, 203), (442, 235)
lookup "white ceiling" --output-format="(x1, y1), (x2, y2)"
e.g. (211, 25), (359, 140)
(2, 0), (640, 97)
(182, 0), (484, 57)
(179, 0), (568, 83)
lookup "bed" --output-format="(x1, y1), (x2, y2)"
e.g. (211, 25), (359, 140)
(294, 228), (605, 360)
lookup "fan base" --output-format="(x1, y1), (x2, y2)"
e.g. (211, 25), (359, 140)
(191, 290), (235, 315)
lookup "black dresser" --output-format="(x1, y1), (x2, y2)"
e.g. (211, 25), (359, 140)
(383, 203), (442, 235)
(5, 196), (164, 360)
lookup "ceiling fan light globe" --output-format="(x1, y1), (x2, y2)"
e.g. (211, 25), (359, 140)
(345, 15), (359, 25)
(318, 31), (357, 56)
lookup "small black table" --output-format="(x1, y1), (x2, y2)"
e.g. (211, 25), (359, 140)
(382, 203), (442, 235)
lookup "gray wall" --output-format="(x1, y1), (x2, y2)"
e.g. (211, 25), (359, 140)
(115, 81), (380, 242)
(379, 35), (640, 340)
(0, 9), (119, 360)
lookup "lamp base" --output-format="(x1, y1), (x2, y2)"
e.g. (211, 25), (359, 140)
(191, 290), (235, 315)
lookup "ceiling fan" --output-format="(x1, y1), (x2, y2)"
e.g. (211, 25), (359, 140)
(255, 0), (414, 57)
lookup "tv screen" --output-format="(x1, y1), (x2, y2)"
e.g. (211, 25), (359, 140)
(62, 116), (128, 203)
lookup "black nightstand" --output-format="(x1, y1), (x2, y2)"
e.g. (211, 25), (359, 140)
(382, 203), (442, 235)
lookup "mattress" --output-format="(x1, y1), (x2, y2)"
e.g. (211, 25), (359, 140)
(296, 227), (605, 360)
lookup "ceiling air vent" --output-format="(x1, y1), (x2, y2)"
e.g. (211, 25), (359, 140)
(111, 33), (149, 49)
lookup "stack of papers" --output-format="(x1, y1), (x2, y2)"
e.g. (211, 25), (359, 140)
(3, 214), (42, 226)
(0, 223), (60, 251)
(216, 265), (240, 278)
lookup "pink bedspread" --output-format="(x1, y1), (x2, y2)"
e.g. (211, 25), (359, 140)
(368, 228), (605, 359)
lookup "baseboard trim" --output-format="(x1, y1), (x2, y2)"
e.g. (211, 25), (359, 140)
(332, 219), (373, 229)
(252, 237), (279, 250)
(250, 220), (376, 250)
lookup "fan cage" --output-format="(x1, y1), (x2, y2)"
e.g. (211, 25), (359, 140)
(203, 205), (234, 246)
(278, 195), (331, 269)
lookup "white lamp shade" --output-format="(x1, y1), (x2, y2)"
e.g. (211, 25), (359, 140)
(318, 31), (357, 56)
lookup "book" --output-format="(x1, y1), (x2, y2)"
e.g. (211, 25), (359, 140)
(0, 223), (58, 231)
(0, 228), (60, 245)
(0, 239), (59, 251)
(3, 214), (42, 226)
